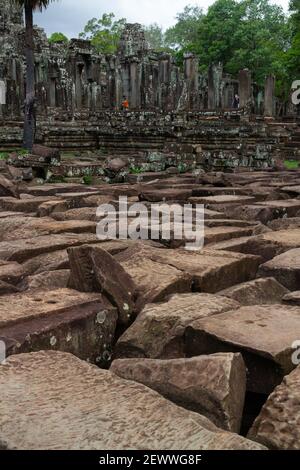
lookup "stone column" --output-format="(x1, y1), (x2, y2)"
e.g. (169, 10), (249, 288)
(238, 69), (251, 108)
(184, 53), (199, 110)
(208, 64), (222, 110)
(0, 79), (6, 118)
(130, 60), (141, 109)
(264, 75), (275, 117)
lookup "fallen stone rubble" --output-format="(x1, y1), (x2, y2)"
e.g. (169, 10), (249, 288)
(0, 166), (299, 450)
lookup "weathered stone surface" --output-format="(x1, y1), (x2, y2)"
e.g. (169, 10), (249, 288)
(22, 241), (135, 276)
(218, 278), (289, 305)
(213, 229), (300, 261)
(22, 249), (70, 275)
(258, 248), (300, 290)
(119, 244), (260, 293)
(0, 260), (26, 285)
(0, 351), (265, 450)
(0, 216), (96, 241)
(115, 293), (240, 359)
(115, 246), (192, 311)
(190, 195), (256, 206)
(257, 200), (300, 218)
(282, 291), (300, 306)
(0, 233), (101, 262)
(139, 188), (193, 202)
(185, 305), (300, 394)
(223, 204), (282, 224)
(68, 245), (137, 325)
(268, 217), (300, 231)
(0, 280), (19, 295)
(52, 207), (99, 221)
(106, 158), (128, 173)
(0, 196), (58, 213)
(20, 270), (70, 291)
(32, 144), (60, 161)
(0, 289), (117, 365)
(111, 353), (246, 433)
(0, 174), (19, 198)
(248, 366), (300, 450)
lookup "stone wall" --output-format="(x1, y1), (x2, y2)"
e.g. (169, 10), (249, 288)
(0, 0), (299, 170)
(0, 0), (270, 119)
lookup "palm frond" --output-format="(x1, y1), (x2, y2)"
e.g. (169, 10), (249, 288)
(14, 0), (58, 13)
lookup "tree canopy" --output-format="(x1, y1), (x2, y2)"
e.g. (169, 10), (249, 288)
(78, 1), (298, 97)
(79, 13), (127, 54)
(49, 32), (68, 44)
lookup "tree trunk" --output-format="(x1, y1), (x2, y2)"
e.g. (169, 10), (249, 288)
(23, 4), (35, 152)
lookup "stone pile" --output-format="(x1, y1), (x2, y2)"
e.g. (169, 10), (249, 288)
(0, 166), (299, 450)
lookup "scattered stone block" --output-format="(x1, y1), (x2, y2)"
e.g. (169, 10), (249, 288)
(115, 293), (239, 359)
(0, 260), (26, 285)
(68, 245), (137, 326)
(0, 233), (101, 263)
(282, 291), (300, 306)
(0, 289), (117, 365)
(0, 174), (19, 198)
(0, 351), (265, 450)
(248, 366), (300, 449)
(258, 248), (300, 290)
(20, 270), (70, 291)
(218, 278), (289, 305)
(111, 353), (246, 433)
(185, 305), (300, 394)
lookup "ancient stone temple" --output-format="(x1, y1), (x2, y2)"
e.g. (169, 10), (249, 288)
(0, 0), (299, 169)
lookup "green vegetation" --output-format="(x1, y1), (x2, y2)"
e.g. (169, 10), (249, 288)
(284, 159), (299, 169)
(79, 13), (127, 54)
(0, 148), (28, 160)
(129, 165), (144, 175)
(49, 32), (69, 44)
(82, 175), (93, 185)
(79, 1), (299, 102)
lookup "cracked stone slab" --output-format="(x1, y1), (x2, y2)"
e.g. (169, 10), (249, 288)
(248, 366), (300, 449)
(0, 288), (117, 365)
(0, 351), (265, 450)
(258, 248), (300, 291)
(115, 293), (239, 359)
(111, 353), (246, 433)
(218, 278), (289, 305)
(116, 244), (260, 295)
(0, 233), (102, 263)
(185, 305), (300, 394)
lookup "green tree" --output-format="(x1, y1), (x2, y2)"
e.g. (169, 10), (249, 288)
(286, 0), (300, 81)
(143, 23), (166, 51)
(49, 32), (69, 44)
(15, 0), (58, 152)
(165, 5), (204, 51)
(226, 0), (291, 84)
(79, 13), (127, 54)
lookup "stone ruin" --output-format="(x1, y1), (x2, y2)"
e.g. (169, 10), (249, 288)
(0, 0), (299, 176)
(0, 0), (300, 452)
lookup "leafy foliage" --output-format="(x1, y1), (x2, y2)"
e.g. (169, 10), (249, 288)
(144, 23), (166, 51)
(48, 32), (69, 44)
(165, 5), (204, 53)
(14, 0), (57, 12)
(79, 13), (127, 54)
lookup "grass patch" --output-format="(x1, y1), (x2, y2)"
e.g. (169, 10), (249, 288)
(284, 160), (299, 170)
(0, 148), (28, 160)
(82, 175), (93, 185)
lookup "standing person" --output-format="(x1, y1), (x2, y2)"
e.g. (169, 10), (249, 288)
(232, 94), (240, 109)
(122, 96), (129, 111)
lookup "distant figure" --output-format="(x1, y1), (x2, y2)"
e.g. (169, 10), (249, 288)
(122, 96), (129, 110)
(232, 94), (240, 109)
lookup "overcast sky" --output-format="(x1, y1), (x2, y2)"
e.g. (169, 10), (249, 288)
(34, 0), (290, 38)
